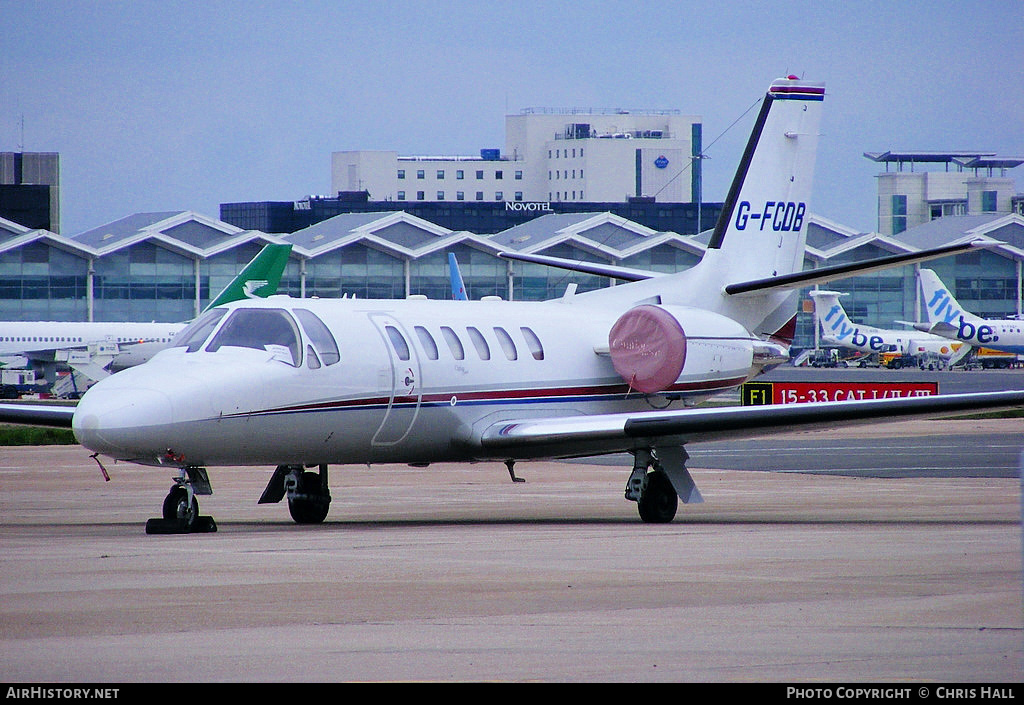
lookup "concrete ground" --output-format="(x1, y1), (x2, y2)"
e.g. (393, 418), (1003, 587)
(1, 419), (1021, 683)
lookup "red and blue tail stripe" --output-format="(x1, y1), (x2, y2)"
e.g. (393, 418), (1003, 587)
(769, 77), (825, 101)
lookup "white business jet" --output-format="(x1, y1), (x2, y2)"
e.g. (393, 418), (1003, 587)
(3, 77), (1021, 532)
(917, 268), (1024, 354)
(809, 290), (969, 367)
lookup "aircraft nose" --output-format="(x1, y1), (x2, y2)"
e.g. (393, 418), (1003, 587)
(73, 386), (174, 458)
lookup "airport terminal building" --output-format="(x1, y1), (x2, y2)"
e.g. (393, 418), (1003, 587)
(4, 204), (1024, 352)
(2, 122), (1023, 353)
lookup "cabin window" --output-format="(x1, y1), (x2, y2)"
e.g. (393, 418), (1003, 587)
(206, 308), (301, 366)
(294, 308), (340, 366)
(385, 326), (411, 361)
(441, 326), (464, 360)
(520, 327), (544, 360)
(172, 308), (227, 353)
(415, 326), (439, 360)
(467, 326), (490, 360)
(493, 327), (517, 360)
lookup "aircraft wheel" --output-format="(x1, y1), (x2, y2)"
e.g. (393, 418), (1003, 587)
(637, 471), (677, 523)
(287, 471), (331, 524)
(162, 487), (198, 528)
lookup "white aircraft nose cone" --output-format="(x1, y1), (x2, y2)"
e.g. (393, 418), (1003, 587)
(73, 387), (174, 458)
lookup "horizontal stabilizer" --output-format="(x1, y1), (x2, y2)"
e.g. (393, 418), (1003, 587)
(725, 240), (996, 296)
(915, 321), (957, 335)
(503, 241), (998, 298)
(497, 251), (658, 282)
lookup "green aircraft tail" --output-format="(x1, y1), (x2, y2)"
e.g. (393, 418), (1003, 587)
(204, 243), (292, 312)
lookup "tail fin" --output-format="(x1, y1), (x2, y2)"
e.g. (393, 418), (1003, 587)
(810, 289), (909, 355)
(204, 243), (292, 312)
(704, 77), (824, 282)
(691, 76), (824, 343)
(577, 77), (823, 344)
(919, 269), (983, 326)
(449, 253), (468, 300)
(808, 290), (851, 342)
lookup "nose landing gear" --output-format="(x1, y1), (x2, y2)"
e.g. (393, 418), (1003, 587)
(145, 466), (217, 534)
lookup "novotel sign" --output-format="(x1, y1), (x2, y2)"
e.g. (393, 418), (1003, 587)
(506, 201), (553, 213)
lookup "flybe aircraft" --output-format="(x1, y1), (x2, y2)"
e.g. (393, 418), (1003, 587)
(3, 77), (1022, 533)
(917, 268), (1024, 354)
(810, 290), (969, 366)
(0, 244), (292, 383)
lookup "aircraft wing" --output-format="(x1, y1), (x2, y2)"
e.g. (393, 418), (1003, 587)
(0, 402), (75, 428)
(478, 390), (1024, 459)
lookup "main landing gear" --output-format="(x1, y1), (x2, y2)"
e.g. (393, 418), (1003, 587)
(624, 446), (704, 523)
(146, 466), (218, 534)
(259, 464), (332, 524)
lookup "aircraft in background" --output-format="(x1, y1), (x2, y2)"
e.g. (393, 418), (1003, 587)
(0, 244), (292, 388)
(449, 253), (468, 300)
(916, 268), (1024, 354)
(810, 290), (969, 367)
(3, 76), (1021, 534)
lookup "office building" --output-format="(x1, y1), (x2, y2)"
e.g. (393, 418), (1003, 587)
(0, 152), (60, 232)
(866, 151), (1024, 236)
(333, 107), (703, 206)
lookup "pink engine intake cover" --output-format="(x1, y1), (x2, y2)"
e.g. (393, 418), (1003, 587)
(608, 305), (686, 394)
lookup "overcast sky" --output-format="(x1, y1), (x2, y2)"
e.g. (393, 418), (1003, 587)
(3, 0), (1022, 236)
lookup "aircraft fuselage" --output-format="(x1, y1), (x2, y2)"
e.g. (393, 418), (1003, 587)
(71, 296), (759, 468)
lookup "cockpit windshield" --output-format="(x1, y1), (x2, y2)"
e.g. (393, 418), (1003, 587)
(204, 308), (302, 366)
(171, 308), (227, 353)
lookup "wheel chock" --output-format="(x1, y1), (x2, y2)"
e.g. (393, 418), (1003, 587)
(145, 515), (218, 534)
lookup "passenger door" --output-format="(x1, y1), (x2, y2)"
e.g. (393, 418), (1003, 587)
(368, 313), (422, 446)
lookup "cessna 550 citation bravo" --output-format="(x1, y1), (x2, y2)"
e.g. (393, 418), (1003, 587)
(3, 76), (1023, 532)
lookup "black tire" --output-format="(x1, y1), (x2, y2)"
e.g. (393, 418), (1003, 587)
(637, 471), (678, 523)
(287, 471), (331, 524)
(162, 487), (198, 527)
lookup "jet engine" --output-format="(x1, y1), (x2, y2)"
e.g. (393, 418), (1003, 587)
(607, 304), (757, 393)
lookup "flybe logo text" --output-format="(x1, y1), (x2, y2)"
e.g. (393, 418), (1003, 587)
(926, 290), (963, 325)
(734, 201), (806, 231)
(824, 304), (887, 350)
(927, 290), (999, 343)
